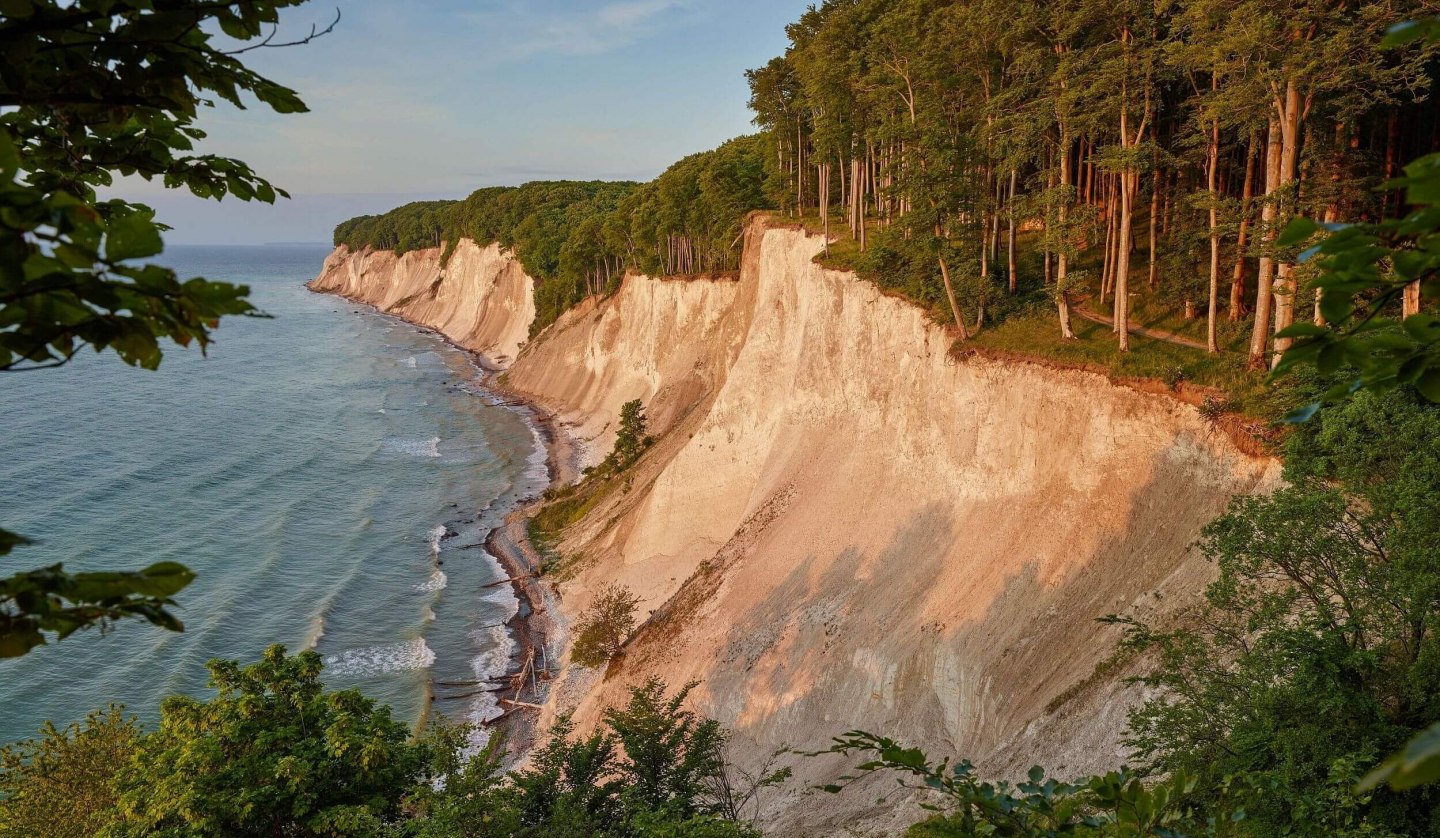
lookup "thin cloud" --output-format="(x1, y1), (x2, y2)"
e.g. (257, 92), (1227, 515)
(466, 0), (694, 60)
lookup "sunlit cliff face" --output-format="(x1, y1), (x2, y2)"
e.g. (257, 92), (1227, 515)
(314, 217), (1280, 834)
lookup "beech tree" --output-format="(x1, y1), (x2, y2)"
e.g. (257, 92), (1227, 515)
(743, 0), (1434, 364)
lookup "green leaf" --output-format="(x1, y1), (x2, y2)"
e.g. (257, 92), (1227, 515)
(1360, 723), (1440, 791)
(1284, 402), (1322, 424)
(0, 626), (45, 658)
(0, 130), (18, 178)
(1402, 313), (1440, 343)
(1276, 322), (1327, 339)
(105, 211), (164, 262)
(0, 527), (32, 556)
(1276, 217), (1318, 247)
(1319, 291), (1354, 325)
(1417, 369), (1440, 403)
(132, 562), (197, 597)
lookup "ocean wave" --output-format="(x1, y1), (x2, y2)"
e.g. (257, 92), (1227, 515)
(426, 523), (447, 555)
(461, 622), (517, 758)
(524, 424), (549, 484)
(383, 436), (441, 458)
(414, 569), (448, 593)
(324, 637), (436, 678)
(303, 614), (326, 648)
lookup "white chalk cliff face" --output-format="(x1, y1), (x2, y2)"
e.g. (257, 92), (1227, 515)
(313, 218), (1279, 835)
(309, 239), (535, 367)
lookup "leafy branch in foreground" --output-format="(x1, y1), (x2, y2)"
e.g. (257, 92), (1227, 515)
(0, 0), (330, 371)
(1271, 20), (1440, 418)
(0, 0), (329, 654)
(822, 731), (1236, 837)
(1362, 722), (1440, 793)
(0, 527), (194, 657)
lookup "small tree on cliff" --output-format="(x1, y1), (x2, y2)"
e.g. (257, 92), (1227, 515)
(603, 399), (653, 473)
(571, 584), (641, 667)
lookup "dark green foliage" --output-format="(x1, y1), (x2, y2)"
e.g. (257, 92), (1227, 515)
(1275, 155), (1440, 411)
(1365, 722), (1440, 793)
(824, 731), (1234, 836)
(603, 399), (652, 473)
(0, 649), (770, 837)
(1116, 389), (1440, 835)
(603, 679), (728, 817)
(0, 0), (321, 372)
(110, 645), (433, 836)
(416, 679), (766, 837)
(0, 706), (139, 838)
(333, 200), (458, 255)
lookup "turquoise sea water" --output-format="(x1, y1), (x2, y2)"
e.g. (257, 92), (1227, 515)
(0, 245), (544, 746)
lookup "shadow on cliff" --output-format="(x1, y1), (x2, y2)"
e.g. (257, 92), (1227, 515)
(693, 430), (1262, 834)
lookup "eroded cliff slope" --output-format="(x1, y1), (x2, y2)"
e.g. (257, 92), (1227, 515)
(313, 218), (1279, 834)
(503, 218), (1279, 834)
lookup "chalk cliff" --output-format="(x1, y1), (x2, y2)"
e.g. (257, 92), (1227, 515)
(313, 217), (1278, 834)
(310, 238), (535, 367)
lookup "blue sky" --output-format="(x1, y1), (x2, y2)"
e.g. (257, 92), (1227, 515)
(129, 0), (810, 244)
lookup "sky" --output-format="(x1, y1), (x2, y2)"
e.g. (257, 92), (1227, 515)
(125, 0), (811, 245)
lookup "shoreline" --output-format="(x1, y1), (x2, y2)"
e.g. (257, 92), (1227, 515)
(475, 374), (582, 762)
(306, 282), (577, 763)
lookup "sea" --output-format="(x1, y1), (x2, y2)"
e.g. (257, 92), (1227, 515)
(0, 244), (547, 747)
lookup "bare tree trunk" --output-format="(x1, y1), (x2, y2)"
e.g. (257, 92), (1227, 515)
(1206, 118), (1221, 354)
(1231, 135), (1257, 320)
(1007, 168), (1018, 294)
(1102, 175), (1117, 305)
(938, 254), (970, 341)
(1271, 81), (1304, 369)
(820, 162), (830, 256)
(1249, 118), (1282, 368)
(1149, 165), (1161, 290)
(1404, 282), (1422, 318)
(1117, 166), (1135, 352)
(1057, 128), (1076, 340)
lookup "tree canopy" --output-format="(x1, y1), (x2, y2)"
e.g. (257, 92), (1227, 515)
(333, 135), (774, 333)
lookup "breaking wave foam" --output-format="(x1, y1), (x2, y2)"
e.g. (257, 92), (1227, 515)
(414, 569), (448, 593)
(462, 547), (522, 758)
(324, 637), (436, 678)
(426, 523), (447, 555)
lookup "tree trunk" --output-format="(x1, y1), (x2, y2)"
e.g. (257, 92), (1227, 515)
(1270, 80), (1304, 369)
(1057, 128), (1076, 340)
(1404, 281), (1422, 318)
(1231, 135), (1257, 320)
(1149, 165), (1161, 290)
(1249, 118), (1282, 368)
(1117, 167), (1134, 352)
(1007, 168), (1018, 294)
(820, 162), (830, 256)
(938, 254), (970, 341)
(1102, 174), (1117, 304)
(1206, 118), (1221, 354)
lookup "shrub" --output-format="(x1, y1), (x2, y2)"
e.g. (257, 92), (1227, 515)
(571, 584), (641, 668)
